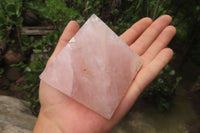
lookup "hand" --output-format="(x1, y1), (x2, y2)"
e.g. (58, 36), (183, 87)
(33, 15), (176, 133)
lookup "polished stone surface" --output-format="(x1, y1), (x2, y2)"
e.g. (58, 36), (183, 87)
(40, 14), (142, 119)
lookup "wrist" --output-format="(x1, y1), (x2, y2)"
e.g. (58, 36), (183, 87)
(33, 108), (62, 133)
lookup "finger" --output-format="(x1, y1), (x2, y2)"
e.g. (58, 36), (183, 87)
(47, 21), (79, 66)
(53, 21), (80, 58)
(141, 26), (176, 66)
(111, 48), (173, 123)
(120, 17), (152, 45)
(131, 15), (172, 55)
(133, 48), (174, 93)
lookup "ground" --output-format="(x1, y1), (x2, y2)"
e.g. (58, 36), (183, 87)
(0, 50), (200, 133)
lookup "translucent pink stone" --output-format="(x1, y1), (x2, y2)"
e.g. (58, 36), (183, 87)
(40, 14), (142, 119)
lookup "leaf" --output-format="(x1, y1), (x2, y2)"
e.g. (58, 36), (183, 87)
(33, 49), (42, 53)
(24, 73), (37, 85)
(6, 4), (17, 14)
(136, 0), (143, 9)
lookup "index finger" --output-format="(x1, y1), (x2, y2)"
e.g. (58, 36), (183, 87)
(47, 21), (79, 67)
(120, 17), (152, 45)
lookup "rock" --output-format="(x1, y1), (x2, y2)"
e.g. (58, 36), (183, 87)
(40, 14), (142, 119)
(6, 67), (21, 81)
(23, 10), (40, 26)
(0, 96), (36, 133)
(4, 50), (24, 64)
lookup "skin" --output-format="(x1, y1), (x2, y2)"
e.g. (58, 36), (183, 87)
(33, 15), (176, 133)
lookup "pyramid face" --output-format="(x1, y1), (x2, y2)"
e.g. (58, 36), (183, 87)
(40, 14), (142, 119)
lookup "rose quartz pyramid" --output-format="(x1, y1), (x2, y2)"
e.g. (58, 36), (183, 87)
(40, 14), (142, 119)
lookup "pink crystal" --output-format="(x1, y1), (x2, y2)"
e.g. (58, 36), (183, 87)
(40, 14), (142, 119)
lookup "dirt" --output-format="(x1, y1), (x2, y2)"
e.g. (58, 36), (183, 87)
(111, 85), (200, 133)
(0, 45), (200, 132)
(0, 78), (10, 90)
(187, 90), (200, 133)
(6, 67), (21, 81)
(110, 59), (200, 133)
(0, 66), (27, 99)
(4, 49), (24, 64)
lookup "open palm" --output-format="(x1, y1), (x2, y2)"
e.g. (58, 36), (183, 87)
(34, 15), (176, 133)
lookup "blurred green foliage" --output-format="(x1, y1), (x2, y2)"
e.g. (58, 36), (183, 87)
(0, 0), (199, 114)
(142, 65), (182, 111)
(25, 0), (80, 31)
(0, 0), (23, 41)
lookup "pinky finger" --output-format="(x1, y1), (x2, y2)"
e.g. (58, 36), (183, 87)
(110, 48), (173, 123)
(134, 48), (174, 93)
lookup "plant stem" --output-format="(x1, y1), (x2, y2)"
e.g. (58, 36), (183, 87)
(17, 26), (23, 50)
(153, 0), (160, 20)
